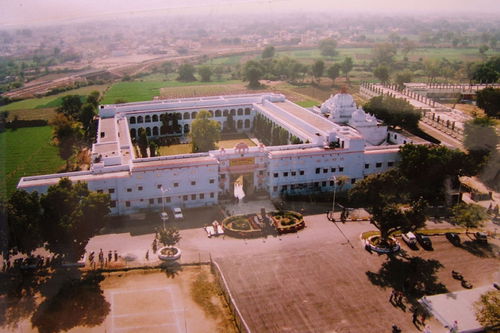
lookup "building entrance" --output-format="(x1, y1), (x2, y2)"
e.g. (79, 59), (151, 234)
(230, 173), (254, 199)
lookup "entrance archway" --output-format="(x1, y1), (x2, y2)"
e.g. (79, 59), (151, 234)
(230, 173), (254, 199)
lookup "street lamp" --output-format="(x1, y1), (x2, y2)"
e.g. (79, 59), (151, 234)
(331, 175), (337, 221)
(160, 186), (170, 228)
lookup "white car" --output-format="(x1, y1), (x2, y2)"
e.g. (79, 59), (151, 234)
(173, 207), (184, 220)
(402, 232), (417, 246)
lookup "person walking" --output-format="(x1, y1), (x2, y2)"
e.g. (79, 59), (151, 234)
(412, 310), (420, 326)
(145, 250), (149, 261)
(114, 250), (118, 261)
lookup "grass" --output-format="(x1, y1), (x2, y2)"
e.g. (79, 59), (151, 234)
(296, 100), (319, 108)
(190, 271), (221, 319)
(5, 108), (57, 122)
(101, 80), (241, 104)
(0, 126), (65, 198)
(0, 85), (108, 112)
(160, 82), (247, 99)
(217, 138), (255, 149)
(158, 143), (192, 156)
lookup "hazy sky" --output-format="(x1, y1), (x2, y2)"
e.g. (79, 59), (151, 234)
(2, 0), (500, 27)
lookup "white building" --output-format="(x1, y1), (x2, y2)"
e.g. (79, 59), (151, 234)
(17, 92), (425, 215)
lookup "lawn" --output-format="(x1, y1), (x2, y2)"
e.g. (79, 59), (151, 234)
(158, 143), (192, 156)
(101, 80), (241, 104)
(0, 126), (65, 198)
(295, 100), (320, 108)
(0, 85), (108, 112)
(217, 138), (256, 149)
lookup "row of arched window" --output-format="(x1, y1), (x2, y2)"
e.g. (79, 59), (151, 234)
(130, 124), (191, 139)
(128, 108), (252, 125)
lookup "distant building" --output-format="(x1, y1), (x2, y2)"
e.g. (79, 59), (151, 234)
(18, 91), (425, 215)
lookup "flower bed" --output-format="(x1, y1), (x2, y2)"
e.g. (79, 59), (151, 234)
(270, 211), (305, 234)
(222, 215), (262, 238)
(158, 246), (181, 261)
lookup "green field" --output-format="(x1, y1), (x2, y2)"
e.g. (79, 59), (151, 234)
(0, 126), (65, 198)
(296, 100), (320, 108)
(102, 80), (241, 104)
(158, 143), (192, 156)
(0, 85), (108, 112)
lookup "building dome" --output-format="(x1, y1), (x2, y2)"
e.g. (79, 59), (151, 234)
(331, 93), (355, 108)
(351, 108), (366, 122)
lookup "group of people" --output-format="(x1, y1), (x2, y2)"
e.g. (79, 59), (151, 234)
(2, 254), (60, 271)
(88, 249), (119, 268)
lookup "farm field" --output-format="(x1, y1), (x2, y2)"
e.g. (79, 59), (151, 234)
(5, 108), (57, 122)
(101, 80), (241, 104)
(0, 85), (108, 112)
(160, 83), (250, 99)
(0, 126), (65, 198)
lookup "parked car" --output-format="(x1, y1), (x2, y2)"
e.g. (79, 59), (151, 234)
(445, 232), (461, 246)
(474, 232), (488, 243)
(173, 207), (184, 220)
(402, 232), (417, 246)
(416, 233), (433, 249)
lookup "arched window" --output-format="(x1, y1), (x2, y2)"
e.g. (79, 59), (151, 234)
(237, 120), (243, 129)
(237, 108), (243, 115)
(152, 114), (158, 122)
(223, 110), (228, 116)
(129, 116), (136, 124)
(145, 115), (151, 123)
(230, 109), (235, 116)
(137, 116), (144, 123)
(209, 110), (214, 117)
(130, 128), (136, 138)
(191, 111), (197, 119)
(244, 119), (250, 128)
(152, 126), (159, 136)
(184, 124), (189, 133)
(146, 127), (151, 136)
(215, 110), (221, 117)
(183, 112), (190, 120)
(160, 126), (166, 135)
(244, 108), (251, 115)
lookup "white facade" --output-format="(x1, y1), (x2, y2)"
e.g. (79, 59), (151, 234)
(18, 92), (425, 215)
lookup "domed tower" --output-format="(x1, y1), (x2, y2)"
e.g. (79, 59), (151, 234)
(320, 87), (358, 123)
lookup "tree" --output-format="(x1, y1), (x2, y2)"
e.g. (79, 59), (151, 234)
(86, 91), (100, 109)
(190, 110), (221, 152)
(373, 65), (390, 83)
(137, 128), (149, 157)
(262, 45), (275, 59)
(162, 61), (175, 77)
(474, 290), (500, 329)
(450, 203), (488, 232)
(57, 95), (82, 120)
(6, 190), (42, 255)
(79, 103), (95, 137)
(156, 226), (181, 247)
(476, 88), (500, 118)
(50, 113), (83, 160)
(370, 199), (427, 243)
(319, 38), (338, 57)
(423, 59), (441, 83)
(312, 59), (325, 83)
(341, 57), (353, 82)
(176, 63), (196, 82)
(149, 141), (158, 157)
(243, 60), (264, 88)
(472, 57), (500, 83)
(363, 95), (421, 131)
(401, 39), (416, 57)
(198, 65), (212, 82)
(394, 70), (413, 90)
(464, 117), (499, 153)
(372, 43), (397, 67)
(326, 64), (341, 86)
(479, 44), (490, 56)
(40, 178), (110, 261)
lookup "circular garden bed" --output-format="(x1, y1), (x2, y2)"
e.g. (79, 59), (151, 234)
(270, 211), (305, 234)
(365, 236), (400, 254)
(158, 246), (181, 261)
(222, 211), (305, 238)
(222, 215), (262, 238)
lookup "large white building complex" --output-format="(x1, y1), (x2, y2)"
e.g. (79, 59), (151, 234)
(18, 90), (424, 215)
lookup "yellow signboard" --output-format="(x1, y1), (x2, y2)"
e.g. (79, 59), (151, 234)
(230, 157), (255, 167)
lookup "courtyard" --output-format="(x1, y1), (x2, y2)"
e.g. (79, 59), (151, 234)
(157, 133), (256, 156)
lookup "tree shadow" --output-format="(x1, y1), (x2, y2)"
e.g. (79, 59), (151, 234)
(30, 271), (110, 333)
(160, 262), (183, 279)
(366, 255), (448, 299)
(460, 240), (499, 258)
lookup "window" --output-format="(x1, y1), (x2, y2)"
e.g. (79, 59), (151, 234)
(339, 167), (344, 172)
(200, 193), (205, 199)
(259, 170), (264, 175)
(157, 198), (162, 204)
(174, 183), (179, 187)
(97, 189), (103, 193)
(376, 162), (382, 168)
(145, 115), (151, 123)
(165, 197), (171, 203)
(137, 116), (143, 123)
(183, 195), (188, 201)
(152, 115), (158, 122)
(221, 174), (226, 179)
(351, 178), (356, 184)
(210, 192), (214, 198)
(322, 181), (326, 187)
(149, 198), (154, 204)
(299, 170), (304, 175)
(330, 180), (334, 186)
(283, 172), (288, 177)
(138, 186), (143, 191)
(129, 116), (136, 124)
(125, 201), (131, 207)
(323, 169), (328, 173)
(127, 188), (132, 192)
(388, 161), (394, 167)
(315, 168), (320, 174)
(282, 185), (288, 191)
(110, 200), (116, 208)
(273, 186), (278, 192)
(191, 181), (196, 186)
(245, 108), (251, 115)
(191, 194), (196, 200)
(209, 179), (215, 184)
(109, 188), (115, 193)
(291, 171), (296, 176)
(314, 182), (319, 187)
(331, 168), (336, 172)
(157, 184), (162, 189)
(274, 173), (278, 178)
(237, 108), (243, 115)
(365, 164), (370, 169)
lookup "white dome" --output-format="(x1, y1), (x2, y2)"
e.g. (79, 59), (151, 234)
(352, 108), (366, 122)
(331, 93), (355, 108)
